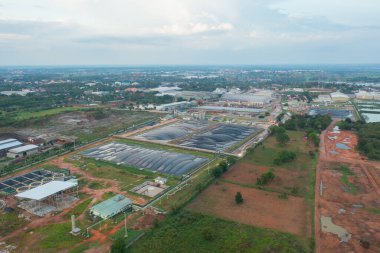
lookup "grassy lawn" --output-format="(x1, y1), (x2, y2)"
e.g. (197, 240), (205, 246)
(126, 211), (311, 253)
(111, 228), (144, 244)
(15, 106), (81, 120)
(64, 198), (93, 220)
(0, 210), (28, 237)
(26, 222), (82, 253)
(66, 112), (159, 143)
(153, 158), (220, 211)
(71, 158), (180, 192)
(242, 131), (314, 170)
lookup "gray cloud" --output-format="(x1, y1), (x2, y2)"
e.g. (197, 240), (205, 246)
(0, 0), (379, 65)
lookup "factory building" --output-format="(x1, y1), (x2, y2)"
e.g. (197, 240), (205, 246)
(330, 92), (349, 102)
(355, 90), (380, 100)
(0, 139), (23, 157)
(156, 101), (194, 111)
(89, 194), (132, 219)
(221, 94), (272, 107)
(7, 144), (39, 158)
(314, 95), (333, 104)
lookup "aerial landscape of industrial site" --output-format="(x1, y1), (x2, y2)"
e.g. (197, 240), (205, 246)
(1, 1), (380, 253)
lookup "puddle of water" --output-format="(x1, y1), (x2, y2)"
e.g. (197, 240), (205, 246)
(321, 216), (351, 242)
(330, 150), (339, 155)
(336, 143), (351, 150)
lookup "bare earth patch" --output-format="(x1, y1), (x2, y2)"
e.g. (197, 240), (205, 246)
(187, 181), (310, 237)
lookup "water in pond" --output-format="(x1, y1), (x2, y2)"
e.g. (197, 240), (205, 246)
(336, 143), (351, 150)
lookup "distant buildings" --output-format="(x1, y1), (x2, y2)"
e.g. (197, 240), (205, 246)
(221, 93), (273, 107)
(355, 90), (380, 100)
(156, 90), (218, 100)
(314, 95), (333, 104)
(156, 101), (194, 111)
(0, 90), (34, 96)
(330, 92), (349, 102)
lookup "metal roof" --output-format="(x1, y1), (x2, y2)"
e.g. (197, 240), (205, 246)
(8, 144), (38, 153)
(90, 194), (132, 219)
(15, 181), (77, 201)
(197, 106), (265, 113)
(0, 138), (17, 145)
(0, 141), (23, 151)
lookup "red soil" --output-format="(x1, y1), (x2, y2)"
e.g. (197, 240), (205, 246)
(187, 181), (310, 237)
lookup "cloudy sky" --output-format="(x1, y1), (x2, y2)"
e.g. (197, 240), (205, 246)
(0, 0), (379, 65)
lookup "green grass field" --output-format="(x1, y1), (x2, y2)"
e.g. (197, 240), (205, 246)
(0, 211), (27, 237)
(15, 106), (81, 120)
(126, 211), (311, 253)
(242, 131), (314, 170)
(71, 158), (180, 193)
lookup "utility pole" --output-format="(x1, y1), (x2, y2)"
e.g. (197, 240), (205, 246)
(124, 212), (128, 238)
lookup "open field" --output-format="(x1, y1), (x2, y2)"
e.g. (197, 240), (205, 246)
(241, 131), (315, 170)
(315, 122), (380, 253)
(187, 181), (310, 236)
(222, 162), (311, 197)
(127, 211), (311, 253)
(186, 130), (315, 253)
(14, 107), (82, 121)
(0, 108), (158, 143)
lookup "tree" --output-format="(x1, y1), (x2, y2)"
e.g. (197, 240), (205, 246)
(235, 192), (243, 204)
(219, 161), (228, 172)
(276, 132), (290, 146)
(212, 167), (223, 178)
(110, 238), (126, 253)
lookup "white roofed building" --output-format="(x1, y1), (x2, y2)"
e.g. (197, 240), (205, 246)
(7, 144), (39, 158)
(330, 92), (349, 102)
(355, 90), (380, 100)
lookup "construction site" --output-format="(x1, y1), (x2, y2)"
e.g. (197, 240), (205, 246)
(316, 123), (380, 253)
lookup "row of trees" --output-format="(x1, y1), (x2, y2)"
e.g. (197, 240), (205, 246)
(338, 119), (380, 160)
(282, 114), (332, 132)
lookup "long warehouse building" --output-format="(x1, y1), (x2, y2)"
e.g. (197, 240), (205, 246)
(0, 139), (23, 157)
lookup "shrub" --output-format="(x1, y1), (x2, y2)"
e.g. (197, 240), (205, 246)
(256, 170), (275, 186)
(273, 151), (296, 165)
(235, 192), (244, 204)
(212, 167), (223, 178)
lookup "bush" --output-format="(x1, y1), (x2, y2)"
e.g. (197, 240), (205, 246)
(235, 192), (244, 204)
(212, 167), (223, 178)
(256, 170), (275, 185)
(110, 237), (126, 253)
(273, 151), (296, 165)
(202, 226), (216, 241)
